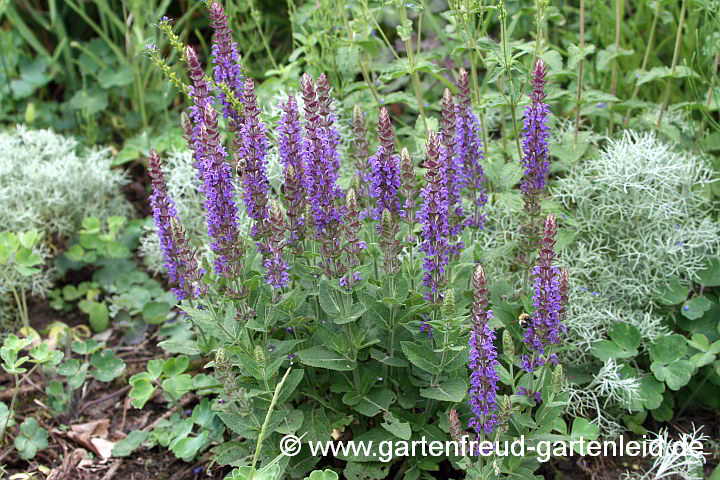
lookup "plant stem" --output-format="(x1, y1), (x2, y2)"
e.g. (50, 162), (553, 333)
(574, 0), (585, 146)
(657, 0), (688, 127)
(250, 367), (292, 475)
(610, 0), (622, 96)
(399, 4), (429, 134)
(623, 1), (660, 127)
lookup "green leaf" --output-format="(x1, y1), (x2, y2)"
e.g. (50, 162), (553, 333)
(67, 88), (108, 114)
(91, 349), (125, 382)
(419, 377), (467, 402)
(568, 418), (599, 455)
(305, 469), (339, 480)
(157, 339), (201, 355)
(128, 377), (155, 409)
(335, 46), (359, 76)
(97, 65), (133, 88)
(651, 360), (694, 390)
(609, 322), (641, 351)
(296, 347), (355, 371)
(319, 280), (344, 317)
(143, 301), (170, 324)
(695, 258), (720, 287)
(172, 430), (209, 460)
(400, 341), (440, 375)
(111, 430), (149, 457)
(681, 297), (713, 320)
(636, 65), (701, 86)
(78, 299), (109, 332)
(147, 359), (164, 380)
(381, 412), (412, 440)
(591, 340), (636, 361)
(14, 418), (48, 460)
(656, 278), (689, 305)
(163, 355), (190, 376)
(567, 43), (596, 70)
(649, 335), (687, 364)
(596, 46), (634, 70)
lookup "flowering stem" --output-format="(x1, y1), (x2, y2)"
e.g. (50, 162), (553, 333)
(657, 0), (688, 127)
(250, 367), (292, 475)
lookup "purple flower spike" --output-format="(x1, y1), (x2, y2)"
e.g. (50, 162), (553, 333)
(236, 78), (270, 242)
(301, 73), (344, 234)
(185, 46), (213, 179)
(468, 266), (499, 434)
(209, 2), (244, 124)
(456, 68), (488, 230)
(263, 202), (290, 288)
(368, 108), (401, 225)
(441, 88), (467, 255)
(198, 103), (244, 278)
(522, 214), (568, 371)
(520, 59), (551, 211)
(418, 131), (450, 303)
(278, 93), (307, 248)
(147, 149), (184, 298)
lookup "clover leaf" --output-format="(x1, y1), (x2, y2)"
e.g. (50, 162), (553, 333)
(14, 418), (48, 460)
(91, 349), (125, 382)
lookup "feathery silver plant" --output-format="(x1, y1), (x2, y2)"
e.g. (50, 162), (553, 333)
(620, 426), (708, 480)
(0, 126), (132, 237)
(555, 130), (720, 308)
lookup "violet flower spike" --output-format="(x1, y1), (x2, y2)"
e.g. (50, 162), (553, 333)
(467, 265), (499, 434)
(455, 68), (488, 230)
(277, 93), (306, 247)
(199, 103), (244, 278)
(263, 202), (290, 288)
(209, 1), (244, 124)
(418, 131), (450, 303)
(301, 73), (344, 234)
(237, 78), (271, 242)
(185, 46), (214, 183)
(520, 59), (551, 217)
(147, 149), (185, 300)
(521, 214), (568, 371)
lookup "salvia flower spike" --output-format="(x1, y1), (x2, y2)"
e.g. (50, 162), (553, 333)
(301, 73), (344, 235)
(369, 108), (402, 225)
(185, 46), (213, 182)
(263, 201), (290, 288)
(520, 59), (551, 256)
(199, 103), (245, 278)
(468, 265), (500, 434)
(237, 77), (271, 243)
(418, 130), (450, 303)
(209, 1), (244, 125)
(455, 68), (488, 230)
(278, 93), (307, 249)
(522, 214), (568, 371)
(147, 149), (185, 300)
(441, 88), (467, 253)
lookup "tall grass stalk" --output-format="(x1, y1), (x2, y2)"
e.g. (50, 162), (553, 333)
(657, 0), (689, 127)
(624, 0), (660, 127)
(574, 0), (585, 146)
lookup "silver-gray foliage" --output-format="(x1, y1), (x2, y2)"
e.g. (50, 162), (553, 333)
(0, 126), (132, 237)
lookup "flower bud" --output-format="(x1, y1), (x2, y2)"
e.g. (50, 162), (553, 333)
(254, 344), (266, 365)
(552, 364), (564, 393)
(502, 329), (515, 358)
(441, 288), (456, 317)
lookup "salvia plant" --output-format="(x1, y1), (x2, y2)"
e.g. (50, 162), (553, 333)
(123, 3), (602, 479)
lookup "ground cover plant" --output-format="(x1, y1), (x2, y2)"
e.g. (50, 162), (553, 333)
(0, 0), (719, 479)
